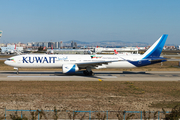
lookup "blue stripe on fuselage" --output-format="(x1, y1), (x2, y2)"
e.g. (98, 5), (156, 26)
(127, 60), (151, 67)
(128, 59), (166, 67)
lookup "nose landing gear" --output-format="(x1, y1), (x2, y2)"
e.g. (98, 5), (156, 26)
(14, 67), (19, 74)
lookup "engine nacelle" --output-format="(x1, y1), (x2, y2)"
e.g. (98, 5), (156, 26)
(95, 64), (107, 69)
(62, 64), (79, 74)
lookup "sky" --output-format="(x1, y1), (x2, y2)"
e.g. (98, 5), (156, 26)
(0, 0), (180, 45)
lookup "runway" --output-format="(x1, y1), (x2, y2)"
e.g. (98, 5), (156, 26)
(0, 58), (7, 60)
(0, 71), (180, 81)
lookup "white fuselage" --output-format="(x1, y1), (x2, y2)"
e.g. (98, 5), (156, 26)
(4, 54), (143, 69)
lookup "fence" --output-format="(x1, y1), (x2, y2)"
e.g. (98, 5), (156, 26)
(4, 109), (170, 120)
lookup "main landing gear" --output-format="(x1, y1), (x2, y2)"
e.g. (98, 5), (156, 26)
(83, 68), (94, 76)
(83, 70), (94, 76)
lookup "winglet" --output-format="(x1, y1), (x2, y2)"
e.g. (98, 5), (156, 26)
(142, 34), (168, 59)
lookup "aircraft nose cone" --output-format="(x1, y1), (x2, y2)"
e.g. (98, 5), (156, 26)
(4, 60), (8, 65)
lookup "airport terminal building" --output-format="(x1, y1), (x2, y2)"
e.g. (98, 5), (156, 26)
(1, 45), (23, 54)
(46, 49), (86, 54)
(46, 47), (141, 54)
(94, 47), (140, 54)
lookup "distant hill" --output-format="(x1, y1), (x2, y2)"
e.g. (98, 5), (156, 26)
(63, 40), (149, 47)
(64, 40), (90, 44)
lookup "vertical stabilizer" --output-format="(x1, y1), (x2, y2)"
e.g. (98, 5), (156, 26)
(114, 49), (119, 54)
(142, 34), (168, 59)
(15, 44), (16, 50)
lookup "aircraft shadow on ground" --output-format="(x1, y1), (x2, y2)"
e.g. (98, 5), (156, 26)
(94, 71), (150, 74)
(1, 71), (61, 75)
(0, 71), (102, 78)
(0, 71), (151, 76)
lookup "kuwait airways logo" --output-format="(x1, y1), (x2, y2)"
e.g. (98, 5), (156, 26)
(11, 58), (16, 63)
(23, 57), (57, 63)
(91, 55), (102, 59)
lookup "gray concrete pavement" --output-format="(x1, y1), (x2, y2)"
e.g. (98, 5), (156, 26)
(0, 71), (180, 81)
(0, 58), (7, 60)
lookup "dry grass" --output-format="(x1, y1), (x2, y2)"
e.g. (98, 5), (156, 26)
(149, 101), (180, 108)
(0, 55), (13, 58)
(0, 81), (180, 111)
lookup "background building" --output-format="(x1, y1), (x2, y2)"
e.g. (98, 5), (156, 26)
(46, 49), (85, 54)
(55, 42), (58, 48)
(71, 41), (77, 49)
(59, 41), (63, 49)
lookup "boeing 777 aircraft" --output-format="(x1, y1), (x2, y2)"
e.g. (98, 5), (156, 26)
(4, 34), (168, 75)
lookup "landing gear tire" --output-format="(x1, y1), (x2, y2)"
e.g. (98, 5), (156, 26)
(90, 71), (94, 76)
(83, 70), (94, 76)
(83, 71), (87, 75)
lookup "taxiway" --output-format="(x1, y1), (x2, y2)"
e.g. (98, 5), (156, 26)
(0, 71), (180, 81)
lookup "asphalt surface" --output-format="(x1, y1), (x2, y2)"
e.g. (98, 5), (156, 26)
(0, 58), (7, 60)
(0, 71), (180, 81)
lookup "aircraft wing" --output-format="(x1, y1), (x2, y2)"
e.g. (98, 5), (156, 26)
(77, 60), (119, 69)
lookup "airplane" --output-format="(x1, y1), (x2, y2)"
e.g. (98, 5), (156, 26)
(9, 44), (17, 54)
(4, 34), (168, 75)
(1, 44), (22, 55)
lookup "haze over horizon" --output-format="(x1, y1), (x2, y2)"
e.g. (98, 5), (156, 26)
(0, 0), (180, 45)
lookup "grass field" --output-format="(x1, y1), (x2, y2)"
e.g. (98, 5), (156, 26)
(0, 81), (179, 112)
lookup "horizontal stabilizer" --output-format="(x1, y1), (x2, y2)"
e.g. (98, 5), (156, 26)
(145, 57), (167, 62)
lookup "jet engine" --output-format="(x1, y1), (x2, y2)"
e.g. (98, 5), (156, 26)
(62, 64), (79, 74)
(95, 64), (107, 69)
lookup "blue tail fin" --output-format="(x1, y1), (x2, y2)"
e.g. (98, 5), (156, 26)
(142, 34), (168, 59)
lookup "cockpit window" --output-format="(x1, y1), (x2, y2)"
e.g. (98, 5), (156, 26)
(7, 59), (14, 61)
